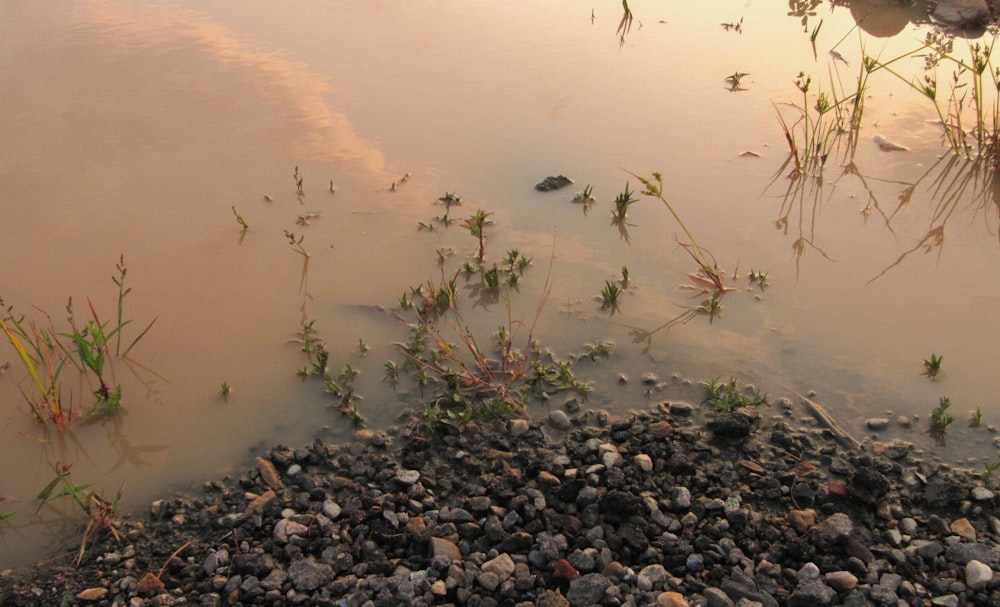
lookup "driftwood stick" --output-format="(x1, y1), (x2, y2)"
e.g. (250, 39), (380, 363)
(781, 385), (862, 451)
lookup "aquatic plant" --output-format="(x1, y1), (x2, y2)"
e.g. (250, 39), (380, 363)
(232, 206), (249, 232)
(436, 192), (462, 225)
(283, 230), (309, 257)
(462, 209), (493, 264)
(701, 376), (768, 413)
(36, 461), (123, 565)
(980, 459), (1000, 481)
(930, 396), (955, 435)
(611, 182), (639, 222)
(220, 382), (231, 399)
(726, 71), (749, 91)
(971, 407), (983, 428)
(923, 353), (943, 378)
(0, 257), (155, 427)
(600, 280), (622, 311)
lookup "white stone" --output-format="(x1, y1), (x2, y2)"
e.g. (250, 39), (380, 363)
(965, 559), (993, 590)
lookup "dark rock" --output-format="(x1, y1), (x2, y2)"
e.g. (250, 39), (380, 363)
(535, 175), (573, 192)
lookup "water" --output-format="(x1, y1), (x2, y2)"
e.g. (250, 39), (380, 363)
(2, 1), (999, 568)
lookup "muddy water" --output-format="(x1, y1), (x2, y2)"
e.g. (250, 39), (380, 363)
(2, 1), (1000, 567)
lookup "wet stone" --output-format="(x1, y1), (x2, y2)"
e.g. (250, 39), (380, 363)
(535, 175), (573, 191)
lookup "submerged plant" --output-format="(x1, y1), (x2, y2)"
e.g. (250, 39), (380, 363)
(971, 407), (984, 428)
(283, 230), (309, 257)
(462, 209), (494, 263)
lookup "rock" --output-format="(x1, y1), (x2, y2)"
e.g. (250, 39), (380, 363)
(656, 591), (690, 607)
(395, 469), (420, 486)
(824, 571), (858, 592)
(866, 418), (890, 430)
(848, 464), (890, 504)
(971, 486), (995, 501)
(634, 453), (653, 472)
(707, 411), (757, 440)
(535, 175), (573, 191)
(815, 513), (853, 546)
(552, 558), (580, 583)
(549, 409), (573, 430)
(510, 419), (531, 436)
(536, 589), (571, 607)
(930, 595), (960, 607)
(481, 553), (516, 581)
(76, 587), (109, 602)
(671, 487), (692, 510)
(965, 559), (993, 590)
(703, 587), (735, 607)
(932, 0), (990, 28)
(945, 542), (991, 565)
(950, 517), (976, 540)
(288, 558), (333, 592)
(430, 537), (462, 564)
(787, 509), (816, 534)
(254, 456), (282, 491)
(566, 573), (611, 606)
(787, 580), (836, 607)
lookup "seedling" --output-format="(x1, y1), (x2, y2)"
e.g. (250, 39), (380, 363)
(232, 206), (249, 231)
(617, 0), (633, 47)
(220, 382), (231, 399)
(283, 230), (309, 257)
(701, 377), (768, 413)
(930, 396), (955, 435)
(383, 361), (400, 385)
(611, 182), (639, 222)
(600, 280), (622, 310)
(295, 211), (321, 226)
(436, 192), (462, 225)
(970, 407), (983, 428)
(572, 184), (596, 205)
(461, 209), (494, 263)
(721, 18), (743, 33)
(620, 266), (630, 287)
(582, 340), (614, 362)
(698, 294), (723, 322)
(358, 338), (369, 356)
(726, 71), (750, 91)
(293, 165), (304, 199)
(748, 269), (769, 289)
(980, 459), (1000, 481)
(923, 353), (943, 378)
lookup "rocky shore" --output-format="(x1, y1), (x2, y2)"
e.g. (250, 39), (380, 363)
(2, 398), (999, 607)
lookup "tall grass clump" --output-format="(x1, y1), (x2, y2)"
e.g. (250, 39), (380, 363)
(0, 256), (156, 429)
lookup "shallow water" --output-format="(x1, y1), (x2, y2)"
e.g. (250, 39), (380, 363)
(2, 1), (1000, 567)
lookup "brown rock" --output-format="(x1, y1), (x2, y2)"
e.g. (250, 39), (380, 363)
(76, 587), (109, 602)
(136, 572), (166, 595)
(827, 480), (849, 500)
(787, 509), (816, 534)
(430, 537), (462, 564)
(244, 489), (276, 517)
(255, 457), (283, 491)
(536, 589), (570, 607)
(656, 591), (690, 607)
(951, 517), (977, 540)
(648, 421), (673, 438)
(538, 471), (562, 488)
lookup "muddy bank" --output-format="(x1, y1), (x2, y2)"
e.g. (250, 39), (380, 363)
(2, 399), (999, 607)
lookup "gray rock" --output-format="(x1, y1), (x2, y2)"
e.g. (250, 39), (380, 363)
(288, 558), (333, 592)
(865, 418), (890, 430)
(787, 580), (836, 607)
(815, 513), (853, 546)
(549, 409), (573, 430)
(703, 587), (736, 607)
(720, 579), (778, 607)
(672, 487), (692, 510)
(930, 594), (960, 607)
(566, 573), (611, 607)
(932, 0), (990, 28)
(971, 486), (995, 501)
(395, 469), (421, 486)
(945, 542), (991, 565)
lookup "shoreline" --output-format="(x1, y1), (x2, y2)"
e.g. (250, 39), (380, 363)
(2, 399), (999, 606)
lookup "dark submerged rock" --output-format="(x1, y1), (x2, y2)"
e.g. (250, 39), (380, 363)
(535, 175), (574, 191)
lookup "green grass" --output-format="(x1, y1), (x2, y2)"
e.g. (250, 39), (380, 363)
(701, 376), (768, 413)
